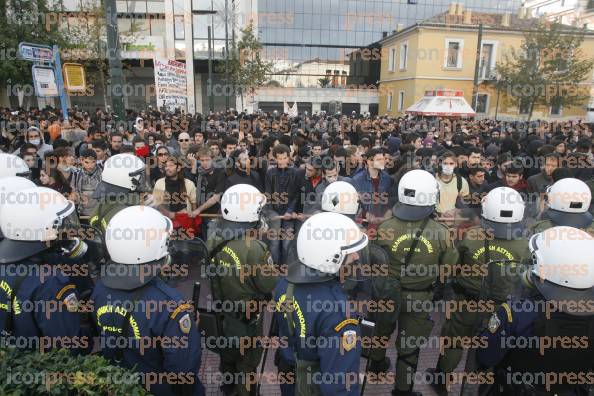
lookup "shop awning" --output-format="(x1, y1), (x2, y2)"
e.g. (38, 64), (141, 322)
(405, 90), (475, 117)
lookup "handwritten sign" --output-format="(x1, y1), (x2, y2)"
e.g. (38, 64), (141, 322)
(154, 58), (187, 112)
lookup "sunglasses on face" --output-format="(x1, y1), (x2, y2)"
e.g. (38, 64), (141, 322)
(157, 153), (169, 157)
(178, 139), (190, 142)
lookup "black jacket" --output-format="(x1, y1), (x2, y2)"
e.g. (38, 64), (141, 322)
(265, 166), (299, 214)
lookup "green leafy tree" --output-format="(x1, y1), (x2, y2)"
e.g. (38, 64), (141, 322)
(66, 0), (139, 108)
(497, 20), (594, 120)
(221, 21), (273, 110)
(318, 77), (331, 88)
(0, 0), (74, 106)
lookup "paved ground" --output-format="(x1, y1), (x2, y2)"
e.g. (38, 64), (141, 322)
(173, 260), (474, 396)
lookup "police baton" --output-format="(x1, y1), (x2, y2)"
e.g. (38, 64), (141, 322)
(256, 314), (276, 396)
(192, 282), (201, 322)
(359, 317), (376, 396)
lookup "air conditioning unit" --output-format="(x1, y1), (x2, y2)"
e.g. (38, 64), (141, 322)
(486, 72), (498, 81)
(480, 69), (498, 81)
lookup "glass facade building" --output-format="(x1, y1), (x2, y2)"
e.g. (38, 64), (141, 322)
(50, 0), (523, 113)
(255, 0), (523, 90)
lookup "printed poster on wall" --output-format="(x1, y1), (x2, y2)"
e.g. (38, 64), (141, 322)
(154, 58), (187, 112)
(32, 65), (59, 97)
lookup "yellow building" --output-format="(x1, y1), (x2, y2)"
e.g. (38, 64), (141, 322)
(378, 3), (594, 120)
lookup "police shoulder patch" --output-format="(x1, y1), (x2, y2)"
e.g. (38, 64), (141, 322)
(170, 303), (193, 319)
(334, 318), (359, 332)
(63, 293), (79, 313)
(178, 313), (192, 334)
(488, 312), (501, 334)
(342, 329), (357, 352)
(56, 284), (76, 300)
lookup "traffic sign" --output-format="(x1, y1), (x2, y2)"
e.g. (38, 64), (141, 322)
(18, 42), (53, 62)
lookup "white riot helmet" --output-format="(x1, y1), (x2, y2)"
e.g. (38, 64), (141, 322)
(98, 153), (146, 191)
(0, 176), (36, 202)
(103, 206), (172, 289)
(0, 177), (37, 239)
(0, 153), (30, 178)
(546, 178), (593, 228)
(296, 212), (368, 277)
(529, 226), (594, 311)
(321, 181), (359, 215)
(393, 169), (439, 221)
(0, 187), (78, 263)
(481, 187), (525, 239)
(221, 184), (266, 223)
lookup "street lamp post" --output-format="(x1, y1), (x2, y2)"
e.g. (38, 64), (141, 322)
(104, 0), (125, 120)
(208, 25), (214, 112)
(224, 0), (230, 110)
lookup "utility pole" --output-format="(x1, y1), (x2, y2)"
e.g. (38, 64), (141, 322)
(103, 0), (125, 120)
(471, 23), (483, 111)
(494, 80), (501, 121)
(208, 25), (214, 112)
(192, 5), (217, 115)
(224, 0), (230, 110)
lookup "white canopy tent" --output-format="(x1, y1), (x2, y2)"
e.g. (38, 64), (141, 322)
(406, 90), (476, 118)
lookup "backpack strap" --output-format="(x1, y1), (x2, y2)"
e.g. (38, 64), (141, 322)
(284, 282), (301, 364)
(403, 217), (430, 268)
(114, 284), (149, 364)
(484, 236), (491, 265)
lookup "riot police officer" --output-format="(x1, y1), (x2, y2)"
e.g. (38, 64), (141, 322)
(0, 187), (90, 352)
(0, 152), (30, 178)
(373, 169), (459, 396)
(321, 180), (377, 297)
(91, 205), (205, 396)
(89, 153), (150, 233)
(531, 178), (593, 234)
(477, 226), (594, 395)
(320, 179), (401, 345)
(285, 180), (361, 264)
(274, 211), (368, 395)
(434, 187), (531, 390)
(206, 183), (277, 396)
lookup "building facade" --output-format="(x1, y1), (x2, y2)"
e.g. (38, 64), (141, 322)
(378, 5), (594, 120)
(525, 0), (594, 29)
(246, 0), (523, 114)
(3, 0), (528, 114)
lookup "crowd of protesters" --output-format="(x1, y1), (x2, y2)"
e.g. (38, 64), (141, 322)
(1, 106), (593, 263)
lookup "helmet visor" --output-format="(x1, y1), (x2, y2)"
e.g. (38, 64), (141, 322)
(54, 201), (80, 241)
(341, 232), (369, 255)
